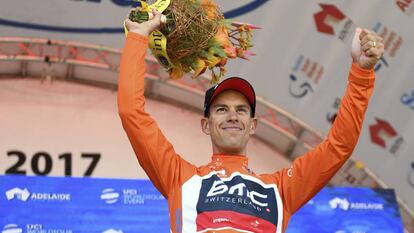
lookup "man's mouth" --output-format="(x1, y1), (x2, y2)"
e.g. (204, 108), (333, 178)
(222, 126), (242, 131)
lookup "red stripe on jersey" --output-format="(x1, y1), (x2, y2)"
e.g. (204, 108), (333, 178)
(196, 210), (276, 232)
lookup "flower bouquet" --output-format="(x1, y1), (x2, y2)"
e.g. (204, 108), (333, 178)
(125, 0), (259, 83)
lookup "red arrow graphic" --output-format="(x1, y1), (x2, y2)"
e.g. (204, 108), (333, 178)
(369, 118), (398, 148)
(313, 3), (346, 35)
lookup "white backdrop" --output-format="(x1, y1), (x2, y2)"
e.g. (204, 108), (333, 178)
(0, 79), (290, 177)
(0, 0), (413, 212)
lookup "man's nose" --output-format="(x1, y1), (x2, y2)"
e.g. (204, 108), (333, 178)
(227, 109), (239, 121)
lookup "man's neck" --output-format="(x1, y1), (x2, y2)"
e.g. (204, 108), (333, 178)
(212, 147), (247, 156)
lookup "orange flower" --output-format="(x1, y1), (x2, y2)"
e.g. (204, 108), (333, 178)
(169, 67), (184, 80)
(214, 26), (232, 47)
(236, 48), (249, 60)
(218, 57), (228, 67)
(200, 0), (218, 20)
(223, 45), (236, 58)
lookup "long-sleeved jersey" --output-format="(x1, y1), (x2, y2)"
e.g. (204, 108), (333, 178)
(118, 32), (375, 233)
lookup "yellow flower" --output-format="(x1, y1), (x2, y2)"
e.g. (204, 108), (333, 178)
(214, 26), (231, 47)
(191, 59), (207, 78)
(139, 1), (151, 12)
(206, 55), (221, 68)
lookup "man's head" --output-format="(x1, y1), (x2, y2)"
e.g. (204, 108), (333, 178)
(201, 77), (257, 155)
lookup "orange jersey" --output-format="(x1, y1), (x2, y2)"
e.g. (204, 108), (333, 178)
(118, 33), (375, 233)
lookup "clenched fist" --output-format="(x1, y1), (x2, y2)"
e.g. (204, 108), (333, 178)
(124, 9), (164, 37)
(351, 28), (384, 70)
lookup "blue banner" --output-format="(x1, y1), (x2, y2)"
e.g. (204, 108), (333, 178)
(1, 176), (404, 233)
(0, 175), (169, 233)
(287, 186), (404, 233)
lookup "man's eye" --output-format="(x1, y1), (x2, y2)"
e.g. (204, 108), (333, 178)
(217, 107), (226, 112)
(237, 108), (248, 113)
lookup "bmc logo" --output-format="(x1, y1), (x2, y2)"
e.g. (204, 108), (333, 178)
(207, 180), (268, 207)
(197, 173), (278, 225)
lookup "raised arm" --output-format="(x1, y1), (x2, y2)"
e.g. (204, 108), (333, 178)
(274, 28), (384, 215)
(118, 10), (196, 197)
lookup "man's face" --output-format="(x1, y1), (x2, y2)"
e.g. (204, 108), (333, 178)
(201, 90), (257, 155)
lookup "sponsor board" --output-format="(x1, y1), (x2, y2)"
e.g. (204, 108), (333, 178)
(287, 187), (404, 233)
(5, 187), (70, 203)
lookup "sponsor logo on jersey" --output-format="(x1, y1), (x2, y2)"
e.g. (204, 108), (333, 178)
(196, 174), (278, 232)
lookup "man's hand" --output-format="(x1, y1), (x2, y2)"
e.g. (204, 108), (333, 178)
(351, 28), (384, 70)
(124, 9), (164, 37)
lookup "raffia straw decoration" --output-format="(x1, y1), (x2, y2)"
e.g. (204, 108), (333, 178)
(166, 0), (223, 70)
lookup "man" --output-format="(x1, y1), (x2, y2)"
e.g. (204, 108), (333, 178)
(118, 10), (384, 233)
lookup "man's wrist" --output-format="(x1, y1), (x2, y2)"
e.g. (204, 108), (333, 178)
(126, 32), (149, 44)
(129, 29), (150, 37)
(352, 62), (374, 73)
(349, 62), (375, 86)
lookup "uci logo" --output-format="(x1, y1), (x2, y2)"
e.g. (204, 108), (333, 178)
(0, 0), (269, 33)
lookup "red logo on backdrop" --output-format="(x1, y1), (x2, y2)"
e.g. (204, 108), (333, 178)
(369, 118), (397, 148)
(396, 0), (414, 16)
(313, 4), (346, 35)
(313, 3), (403, 73)
(368, 118), (403, 155)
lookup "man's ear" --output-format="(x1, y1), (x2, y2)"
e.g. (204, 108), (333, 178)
(249, 118), (258, 135)
(201, 117), (210, 135)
